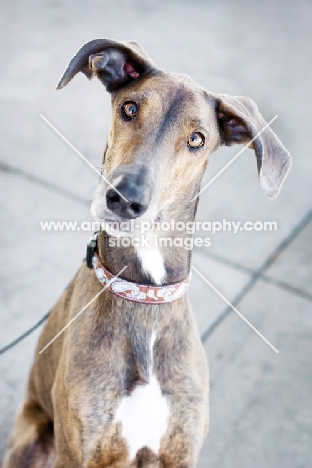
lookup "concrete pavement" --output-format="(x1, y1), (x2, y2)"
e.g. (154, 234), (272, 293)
(0, 0), (311, 466)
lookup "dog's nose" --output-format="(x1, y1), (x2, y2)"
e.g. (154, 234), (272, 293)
(106, 167), (152, 219)
(106, 189), (148, 218)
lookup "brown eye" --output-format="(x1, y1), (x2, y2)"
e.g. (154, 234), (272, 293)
(122, 101), (138, 119)
(188, 132), (205, 149)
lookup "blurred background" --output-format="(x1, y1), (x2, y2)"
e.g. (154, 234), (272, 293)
(0, 1), (311, 466)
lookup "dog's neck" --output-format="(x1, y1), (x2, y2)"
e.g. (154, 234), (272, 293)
(97, 229), (192, 285)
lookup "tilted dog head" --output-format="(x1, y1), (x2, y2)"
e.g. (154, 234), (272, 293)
(58, 39), (291, 232)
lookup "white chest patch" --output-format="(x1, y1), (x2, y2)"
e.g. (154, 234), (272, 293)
(115, 332), (170, 461)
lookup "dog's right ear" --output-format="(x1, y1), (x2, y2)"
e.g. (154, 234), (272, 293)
(57, 39), (154, 93)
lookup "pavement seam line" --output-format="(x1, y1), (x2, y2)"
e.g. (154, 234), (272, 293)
(192, 265), (279, 353)
(194, 246), (312, 302)
(200, 207), (312, 343)
(0, 160), (87, 205)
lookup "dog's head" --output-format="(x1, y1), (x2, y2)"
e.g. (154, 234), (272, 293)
(58, 39), (291, 233)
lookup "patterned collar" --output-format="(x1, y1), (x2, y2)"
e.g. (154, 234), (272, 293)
(92, 251), (190, 304)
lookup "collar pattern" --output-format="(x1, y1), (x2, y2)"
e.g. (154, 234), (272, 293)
(92, 252), (190, 304)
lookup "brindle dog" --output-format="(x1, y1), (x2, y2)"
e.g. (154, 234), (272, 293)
(3, 39), (291, 468)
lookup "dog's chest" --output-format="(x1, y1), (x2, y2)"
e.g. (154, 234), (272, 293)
(115, 331), (170, 461)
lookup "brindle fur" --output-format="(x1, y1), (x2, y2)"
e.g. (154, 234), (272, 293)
(3, 38), (291, 468)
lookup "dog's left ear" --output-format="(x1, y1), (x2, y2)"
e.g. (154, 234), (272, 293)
(216, 94), (291, 198)
(57, 39), (154, 92)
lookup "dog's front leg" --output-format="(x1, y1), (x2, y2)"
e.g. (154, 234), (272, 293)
(51, 368), (86, 468)
(2, 400), (56, 468)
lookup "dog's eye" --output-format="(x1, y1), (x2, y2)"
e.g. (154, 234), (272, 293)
(122, 101), (138, 119)
(188, 132), (205, 149)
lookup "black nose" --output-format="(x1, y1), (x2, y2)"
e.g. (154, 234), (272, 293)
(106, 167), (152, 219)
(106, 189), (148, 218)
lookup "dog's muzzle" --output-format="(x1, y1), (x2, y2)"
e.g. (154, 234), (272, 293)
(106, 164), (153, 219)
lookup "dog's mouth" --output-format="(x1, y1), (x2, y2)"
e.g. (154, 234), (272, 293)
(101, 218), (134, 237)
(99, 211), (163, 238)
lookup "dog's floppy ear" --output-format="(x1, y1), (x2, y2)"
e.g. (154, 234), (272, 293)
(57, 39), (154, 92)
(216, 94), (291, 198)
